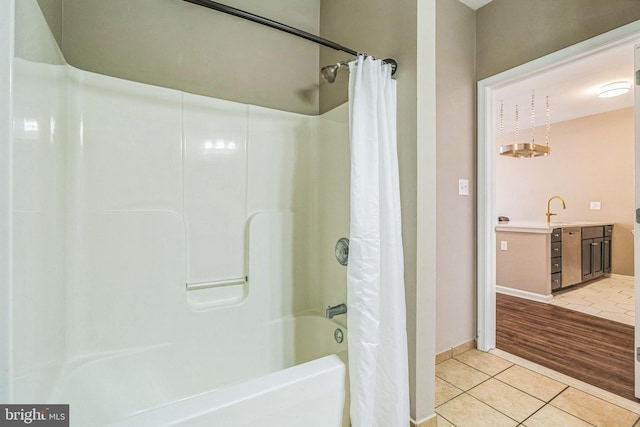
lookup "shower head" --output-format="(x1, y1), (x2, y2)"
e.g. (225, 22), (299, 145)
(320, 58), (398, 83)
(321, 61), (348, 83)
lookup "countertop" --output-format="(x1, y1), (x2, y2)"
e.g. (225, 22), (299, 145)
(495, 221), (613, 234)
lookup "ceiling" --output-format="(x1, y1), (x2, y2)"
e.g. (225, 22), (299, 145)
(493, 41), (636, 133)
(458, 0), (493, 11)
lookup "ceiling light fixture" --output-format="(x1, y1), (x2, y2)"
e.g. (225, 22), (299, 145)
(597, 81), (631, 98)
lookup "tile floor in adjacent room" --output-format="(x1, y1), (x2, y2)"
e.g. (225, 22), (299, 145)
(549, 275), (634, 326)
(436, 348), (640, 426)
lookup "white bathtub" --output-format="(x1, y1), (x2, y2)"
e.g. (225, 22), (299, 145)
(106, 355), (344, 427)
(49, 315), (349, 427)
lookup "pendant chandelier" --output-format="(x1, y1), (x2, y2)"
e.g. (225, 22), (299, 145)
(499, 92), (550, 158)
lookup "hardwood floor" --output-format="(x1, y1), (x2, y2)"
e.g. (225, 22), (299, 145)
(496, 292), (638, 401)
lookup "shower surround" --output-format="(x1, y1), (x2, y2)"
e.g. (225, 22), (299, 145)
(3, 1), (352, 425)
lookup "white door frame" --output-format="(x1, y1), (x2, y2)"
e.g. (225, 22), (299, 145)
(634, 43), (640, 398)
(477, 20), (640, 352)
(0, 0), (14, 403)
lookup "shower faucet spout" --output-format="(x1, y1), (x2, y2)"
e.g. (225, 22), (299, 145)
(326, 303), (347, 319)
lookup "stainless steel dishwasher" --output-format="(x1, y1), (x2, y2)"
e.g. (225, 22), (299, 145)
(561, 227), (582, 288)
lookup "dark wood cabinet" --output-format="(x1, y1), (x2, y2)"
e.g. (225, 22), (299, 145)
(550, 228), (562, 291)
(603, 225), (613, 274)
(582, 237), (603, 281)
(581, 225), (612, 281)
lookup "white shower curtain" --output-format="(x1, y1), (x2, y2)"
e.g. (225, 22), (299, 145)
(347, 55), (409, 427)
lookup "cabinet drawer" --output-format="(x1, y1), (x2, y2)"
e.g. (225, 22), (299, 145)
(551, 257), (562, 274)
(551, 272), (562, 291)
(551, 242), (561, 257)
(582, 226), (603, 239)
(551, 228), (562, 242)
(604, 225), (613, 236)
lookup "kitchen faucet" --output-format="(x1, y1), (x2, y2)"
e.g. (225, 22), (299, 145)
(546, 195), (566, 223)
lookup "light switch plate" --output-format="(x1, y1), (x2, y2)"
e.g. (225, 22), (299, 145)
(458, 179), (469, 196)
(590, 201), (601, 210)
(500, 241), (508, 251)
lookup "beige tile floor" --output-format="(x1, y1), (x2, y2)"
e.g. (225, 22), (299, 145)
(549, 275), (634, 325)
(436, 348), (640, 426)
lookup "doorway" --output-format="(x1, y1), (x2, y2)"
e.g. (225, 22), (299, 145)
(477, 21), (640, 397)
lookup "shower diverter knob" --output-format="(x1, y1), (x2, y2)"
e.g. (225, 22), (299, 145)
(335, 237), (349, 266)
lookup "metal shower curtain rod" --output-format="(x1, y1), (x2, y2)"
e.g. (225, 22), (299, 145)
(182, 0), (398, 74)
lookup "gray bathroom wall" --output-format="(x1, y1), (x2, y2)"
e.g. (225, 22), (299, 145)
(435, 0), (477, 355)
(36, 0), (62, 48)
(477, 0), (640, 80)
(38, 0), (321, 115)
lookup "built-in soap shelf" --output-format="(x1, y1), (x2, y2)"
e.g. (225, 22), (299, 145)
(186, 276), (248, 291)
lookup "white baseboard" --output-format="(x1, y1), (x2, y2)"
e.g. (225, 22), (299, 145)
(496, 285), (553, 303)
(410, 413), (437, 427)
